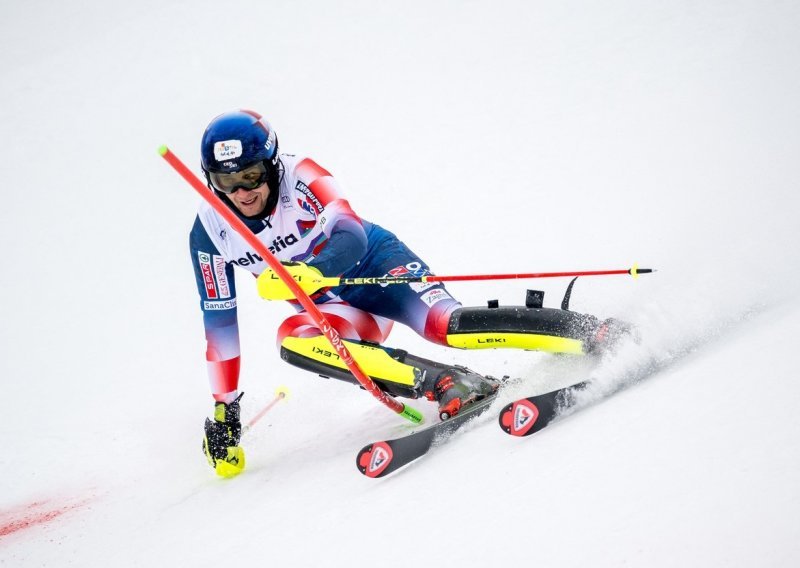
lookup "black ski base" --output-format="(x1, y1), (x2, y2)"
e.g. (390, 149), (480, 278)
(498, 381), (587, 437)
(356, 393), (498, 478)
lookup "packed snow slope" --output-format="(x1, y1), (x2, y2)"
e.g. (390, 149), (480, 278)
(2, 1), (799, 566)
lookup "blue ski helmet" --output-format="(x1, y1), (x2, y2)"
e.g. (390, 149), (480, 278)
(201, 109), (280, 174)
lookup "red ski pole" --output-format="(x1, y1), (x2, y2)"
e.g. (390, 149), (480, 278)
(332, 266), (654, 287)
(159, 146), (423, 425)
(426, 266), (654, 282)
(258, 267), (656, 293)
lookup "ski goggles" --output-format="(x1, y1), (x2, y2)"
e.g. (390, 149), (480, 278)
(209, 162), (269, 194)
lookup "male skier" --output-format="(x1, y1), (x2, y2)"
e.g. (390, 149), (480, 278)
(191, 110), (619, 475)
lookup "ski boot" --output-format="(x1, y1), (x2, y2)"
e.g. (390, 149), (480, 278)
(586, 318), (639, 354)
(423, 366), (500, 420)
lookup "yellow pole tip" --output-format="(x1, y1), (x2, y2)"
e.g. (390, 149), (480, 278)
(275, 385), (291, 400)
(158, 145), (169, 156)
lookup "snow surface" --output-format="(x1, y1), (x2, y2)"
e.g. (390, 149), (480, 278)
(2, 1), (800, 566)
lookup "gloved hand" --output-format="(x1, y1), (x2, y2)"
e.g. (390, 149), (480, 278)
(256, 261), (330, 300)
(202, 393), (245, 478)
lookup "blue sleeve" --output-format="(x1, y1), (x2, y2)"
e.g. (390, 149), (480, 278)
(189, 217), (238, 327)
(307, 216), (368, 276)
(189, 216), (241, 397)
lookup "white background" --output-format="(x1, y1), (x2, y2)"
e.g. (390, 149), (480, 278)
(1, 1), (799, 566)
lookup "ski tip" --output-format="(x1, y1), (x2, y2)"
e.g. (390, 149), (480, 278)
(157, 145), (169, 157)
(356, 442), (394, 478)
(498, 399), (542, 437)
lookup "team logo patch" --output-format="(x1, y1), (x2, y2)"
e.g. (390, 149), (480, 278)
(383, 262), (429, 288)
(294, 181), (325, 216)
(213, 255), (230, 298)
(198, 252), (217, 299)
(213, 139), (242, 161)
(420, 288), (452, 307)
(203, 299), (237, 311)
(296, 218), (316, 238)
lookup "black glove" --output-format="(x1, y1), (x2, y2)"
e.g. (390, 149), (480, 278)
(202, 393), (245, 477)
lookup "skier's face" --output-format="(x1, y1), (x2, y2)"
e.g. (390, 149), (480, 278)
(209, 162), (271, 217)
(225, 181), (270, 217)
